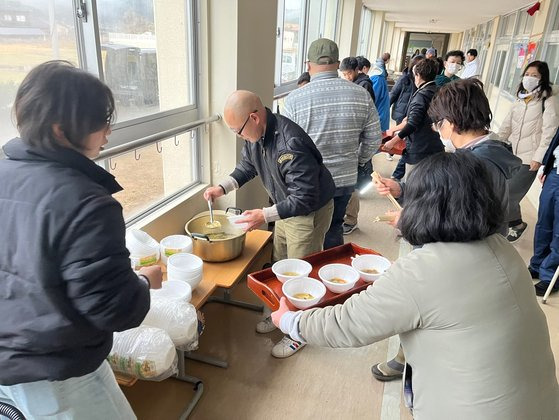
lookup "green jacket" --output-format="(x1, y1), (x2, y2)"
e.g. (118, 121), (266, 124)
(434, 72), (459, 87)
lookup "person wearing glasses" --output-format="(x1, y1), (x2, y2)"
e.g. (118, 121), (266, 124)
(434, 50), (465, 87)
(0, 61), (162, 418)
(204, 90), (335, 358)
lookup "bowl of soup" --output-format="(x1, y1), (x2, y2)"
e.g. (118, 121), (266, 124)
(318, 263), (360, 293)
(351, 255), (391, 282)
(282, 277), (326, 309)
(272, 259), (313, 284)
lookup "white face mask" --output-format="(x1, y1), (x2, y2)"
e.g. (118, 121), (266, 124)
(522, 75), (540, 92)
(446, 63), (460, 75)
(437, 125), (456, 152)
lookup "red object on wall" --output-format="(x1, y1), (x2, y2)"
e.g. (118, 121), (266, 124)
(527, 2), (541, 16)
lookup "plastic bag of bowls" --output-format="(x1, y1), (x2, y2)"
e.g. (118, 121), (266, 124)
(142, 294), (199, 351)
(160, 235), (193, 264)
(167, 253), (203, 290)
(150, 280), (192, 303)
(126, 229), (160, 270)
(108, 326), (177, 381)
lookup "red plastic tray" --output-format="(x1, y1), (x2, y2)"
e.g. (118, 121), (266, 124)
(378, 135), (406, 155)
(247, 243), (381, 311)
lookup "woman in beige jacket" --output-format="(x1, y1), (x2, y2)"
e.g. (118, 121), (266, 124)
(272, 152), (559, 420)
(498, 61), (559, 242)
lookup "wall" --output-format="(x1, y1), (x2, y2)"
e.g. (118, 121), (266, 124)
(338, 0), (362, 58)
(134, 0), (277, 238)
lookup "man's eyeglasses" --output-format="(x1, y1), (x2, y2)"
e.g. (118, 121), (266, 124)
(235, 110), (258, 136)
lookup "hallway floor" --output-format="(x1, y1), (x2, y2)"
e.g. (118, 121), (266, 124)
(123, 153), (559, 419)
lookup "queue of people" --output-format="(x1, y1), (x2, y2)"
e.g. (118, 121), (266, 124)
(2, 37), (559, 419)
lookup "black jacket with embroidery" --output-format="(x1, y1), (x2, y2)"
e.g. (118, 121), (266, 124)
(230, 108), (335, 219)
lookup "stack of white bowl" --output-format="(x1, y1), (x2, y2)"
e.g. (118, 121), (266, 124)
(159, 235), (193, 264)
(126, 229), (160, 270)
(167, 253), (203, 290)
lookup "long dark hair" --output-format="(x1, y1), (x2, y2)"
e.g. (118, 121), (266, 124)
(399, 151), (503, 246)
(14, 60), (115, 150)
(517, 60), (552, 99)
(428, 79), (492, 134)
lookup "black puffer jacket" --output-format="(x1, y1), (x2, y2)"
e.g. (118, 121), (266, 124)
(0, 138), (150, 385)
(390, 68), (416, 124)
(354, 73), (375, 102)
(397, 81), (444, 164)
(231, 108), (335, 219)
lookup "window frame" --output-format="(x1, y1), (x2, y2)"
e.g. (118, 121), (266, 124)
(273, 0), (341, 96)
(75, 0), (201, 153)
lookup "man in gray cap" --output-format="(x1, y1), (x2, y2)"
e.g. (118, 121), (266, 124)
(283, 38), (381, 255)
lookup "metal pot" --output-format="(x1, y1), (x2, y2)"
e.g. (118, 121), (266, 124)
(184, 207), (246, 262)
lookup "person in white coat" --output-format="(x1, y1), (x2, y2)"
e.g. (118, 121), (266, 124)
(498, 60), (559, 242)
(271, 152), (559, 420)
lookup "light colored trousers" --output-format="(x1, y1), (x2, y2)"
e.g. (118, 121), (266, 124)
(0, 361), (136, 420)
(272, 199), (334, 262)
(344, 191), (360, 226)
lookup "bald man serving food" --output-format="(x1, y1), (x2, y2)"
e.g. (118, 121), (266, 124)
(205, 90), (334, 262)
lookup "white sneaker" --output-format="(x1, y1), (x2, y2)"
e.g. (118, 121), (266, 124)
(271, 336), (306, 358)
(256, 316), (277, 334)
(386, 153), (394, 161)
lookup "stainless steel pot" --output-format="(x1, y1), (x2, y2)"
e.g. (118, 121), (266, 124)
(184, 207), (246, 262)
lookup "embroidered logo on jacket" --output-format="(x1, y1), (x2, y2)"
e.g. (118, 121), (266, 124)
(278, 153), (294, 164)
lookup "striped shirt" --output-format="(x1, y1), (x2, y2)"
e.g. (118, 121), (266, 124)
(284, 71), (381, 188)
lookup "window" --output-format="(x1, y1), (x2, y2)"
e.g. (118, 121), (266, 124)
(276, 0), (305, 85)
(106, 129), (199, 220)
(3, 14), (12, 21)
(357, 7), (373, 56)
(307, 0), (339, 42)
(499, 13), (516, 37)
(0, 1), (78, 147)
(97, 0), (196, 124)
(274, 0), (340, 91)
(15, 15), (25, 22)
(1, 0), (201, 222)
(490, 50), (508, 88)
(545, 44), (559, 85)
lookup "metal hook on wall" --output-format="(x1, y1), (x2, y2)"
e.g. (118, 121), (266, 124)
(134, 149), (141, 161)
(109, 158), (117, 170)
(174, 136), (180, 147)
(156, 142), (162, 153)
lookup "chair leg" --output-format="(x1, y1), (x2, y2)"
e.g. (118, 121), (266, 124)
(542, 265), (559, 304)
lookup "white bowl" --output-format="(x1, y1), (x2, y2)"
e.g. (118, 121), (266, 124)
(167, 271), (202, 290)
(130, 253), (159, 270)
(150, 280), (192, 302)
(167, 253), (203, 273)
(272, 259), (313, 284)
(160, 235), (193, 264)
(318, 264), (360, 293)
(126, 229), (160, 255)
(227, 214), (249, 231)
(351, 255), (391, 282)
(282, 277), (326, 310)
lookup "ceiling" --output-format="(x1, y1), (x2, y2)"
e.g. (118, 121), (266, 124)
(362, 0), (536, 33)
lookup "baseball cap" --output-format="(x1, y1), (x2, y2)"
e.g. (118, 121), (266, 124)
(307, 38), (339, 64)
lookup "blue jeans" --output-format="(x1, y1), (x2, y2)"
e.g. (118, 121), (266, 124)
(0, 361), (136, 419)
(530, 170), (559, 284)
(391, 152), (407, 180)
(324, 193), (352, 249)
